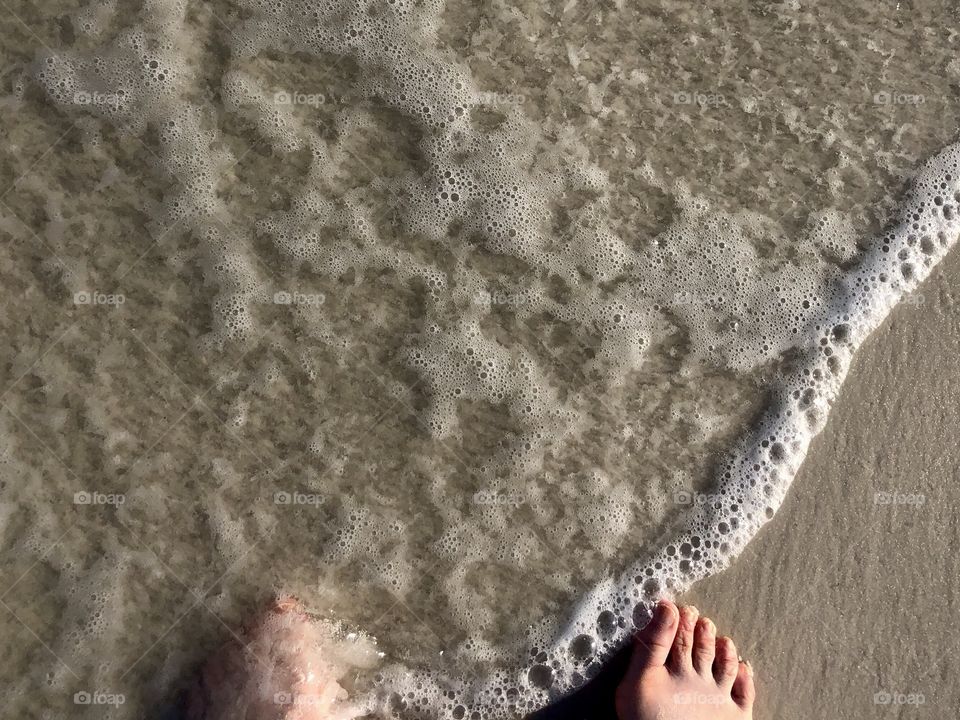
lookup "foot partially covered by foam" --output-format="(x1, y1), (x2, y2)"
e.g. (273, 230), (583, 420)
(186, 597), (374, 720)
(615, 600), (755, 720)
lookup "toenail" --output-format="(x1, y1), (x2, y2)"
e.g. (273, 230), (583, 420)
(654, 601), (675, 623)
(702, 618), (715, 634)
(745, 660), (754, 676)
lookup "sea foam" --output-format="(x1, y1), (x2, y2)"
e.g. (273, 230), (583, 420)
(23, 0), (959, 717)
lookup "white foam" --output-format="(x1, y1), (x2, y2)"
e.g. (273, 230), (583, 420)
(26, 0), (960, 716)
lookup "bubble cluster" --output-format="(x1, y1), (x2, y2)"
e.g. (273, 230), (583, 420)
(25, 0), (960, 717)
(535, 142), (960, 712)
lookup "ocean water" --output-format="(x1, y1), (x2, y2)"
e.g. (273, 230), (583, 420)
(0, 1), (958, 718)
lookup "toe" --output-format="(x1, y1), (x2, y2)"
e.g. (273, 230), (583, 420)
(668, 605), (699, 672)
(628, 599), (680, 670)
(713, 636), (739, 688)
(732, 660), (756, 710)
(692, 616), (716, 676)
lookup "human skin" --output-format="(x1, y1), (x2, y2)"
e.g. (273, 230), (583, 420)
(615, 600), (755, 720)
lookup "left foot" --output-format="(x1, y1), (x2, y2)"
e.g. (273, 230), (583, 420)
(186, 597), (361, 720)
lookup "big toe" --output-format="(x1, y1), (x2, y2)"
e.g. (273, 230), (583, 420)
(630, 600), (680, 670)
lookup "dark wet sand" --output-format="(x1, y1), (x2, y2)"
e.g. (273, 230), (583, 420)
(530, 248), (960, 720)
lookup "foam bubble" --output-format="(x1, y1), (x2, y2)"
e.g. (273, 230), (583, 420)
(22, 0), (960, 716)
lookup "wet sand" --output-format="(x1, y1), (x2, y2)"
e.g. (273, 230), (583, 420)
(685, 248), (960, 719)
(2, 1), (959, 718)
(531, 242), (960, 720)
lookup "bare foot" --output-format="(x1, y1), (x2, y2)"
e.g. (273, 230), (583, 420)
(186, 597), (364, 720)
(615, 600), (755, 720)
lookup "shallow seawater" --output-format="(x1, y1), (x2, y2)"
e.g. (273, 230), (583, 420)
(0, 1), (958, 718)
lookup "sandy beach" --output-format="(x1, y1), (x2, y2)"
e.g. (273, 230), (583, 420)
(1, 1), (958, 718)
(533, 247), (960, 720)
(685, 248), (960, 720)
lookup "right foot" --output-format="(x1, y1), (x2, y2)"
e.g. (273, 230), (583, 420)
(614, 600), (755, 720)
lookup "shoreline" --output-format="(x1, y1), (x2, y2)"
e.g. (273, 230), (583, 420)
(686, 245), (960, 719)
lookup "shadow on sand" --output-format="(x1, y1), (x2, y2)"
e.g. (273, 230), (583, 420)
(525, 643), (631, 720)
